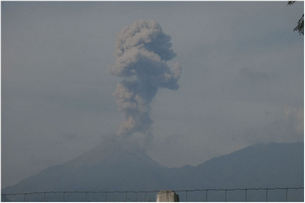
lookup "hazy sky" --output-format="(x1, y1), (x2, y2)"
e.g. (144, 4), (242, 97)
(2, 1), (304, 188)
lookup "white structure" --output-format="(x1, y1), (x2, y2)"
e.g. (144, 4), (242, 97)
(156, 190), (179, 202)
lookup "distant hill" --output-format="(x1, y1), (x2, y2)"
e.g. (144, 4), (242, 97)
(2, 141), (303, 201)
(169, 142), (304, 189)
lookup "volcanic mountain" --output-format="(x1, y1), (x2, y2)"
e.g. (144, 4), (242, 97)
(2, 141), (303, 201)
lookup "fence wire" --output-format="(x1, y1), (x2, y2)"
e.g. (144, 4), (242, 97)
(2, 186), (303, 202)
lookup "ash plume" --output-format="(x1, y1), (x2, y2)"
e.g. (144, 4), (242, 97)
(112, 20), (181, 137)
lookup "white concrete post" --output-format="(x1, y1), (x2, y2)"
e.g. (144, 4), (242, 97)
(156, 190), (179, 202)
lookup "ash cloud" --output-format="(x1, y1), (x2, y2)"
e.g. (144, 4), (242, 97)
(112, 20), (181, 137)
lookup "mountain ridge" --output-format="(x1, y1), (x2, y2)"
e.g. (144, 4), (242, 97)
(3, 141), (303, 194)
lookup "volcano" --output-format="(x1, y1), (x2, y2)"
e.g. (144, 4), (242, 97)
(2, 141), (303, 201)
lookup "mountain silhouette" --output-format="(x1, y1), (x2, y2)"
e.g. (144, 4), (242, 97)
(2, 141), (303, 201)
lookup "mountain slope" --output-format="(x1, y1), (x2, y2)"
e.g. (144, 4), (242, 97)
(177, 142), (303, 189)
(3, 138), (167, 193)
(3, 142), (303, 195)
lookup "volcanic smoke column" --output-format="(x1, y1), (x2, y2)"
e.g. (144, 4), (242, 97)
(112, 20), (181, 137)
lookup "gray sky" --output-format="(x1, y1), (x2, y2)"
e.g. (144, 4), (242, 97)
(2, 1), (304, 188)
